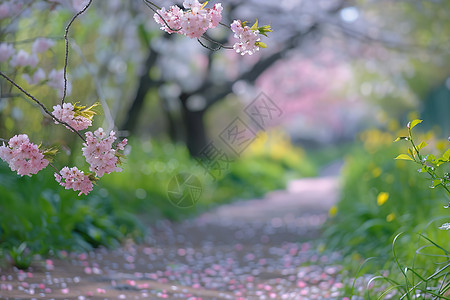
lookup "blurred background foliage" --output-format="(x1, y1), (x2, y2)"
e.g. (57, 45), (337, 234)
(0, 0), (449, 273)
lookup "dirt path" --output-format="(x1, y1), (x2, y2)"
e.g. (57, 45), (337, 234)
(0, 176), (345, 300)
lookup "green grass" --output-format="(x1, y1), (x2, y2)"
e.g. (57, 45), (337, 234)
(0, 164), (145, 268)
(324, 127), (450, 298)
(345, 230), (449, 299)
(324, 131), (449, 260)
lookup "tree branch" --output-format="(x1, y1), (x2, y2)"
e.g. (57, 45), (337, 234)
(62, 0), (93, 105)
(0, 71), (86, 142)
(201, 23), (319, 110)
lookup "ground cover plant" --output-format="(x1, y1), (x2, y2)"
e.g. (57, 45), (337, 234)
(329, 120), (450, 298)
(366, 120), (449, 299)
(0, 163), (145, 269)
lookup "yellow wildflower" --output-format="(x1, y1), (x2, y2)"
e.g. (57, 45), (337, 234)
(386, 213), (395, 222)
(372, 167), (382, 178)
(377, 192), (389, 206)
(329, 205), (338, 217)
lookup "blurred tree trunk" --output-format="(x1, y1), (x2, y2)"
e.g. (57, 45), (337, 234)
(159, 97), (179, 142)
(179, 92), (207, 157)
(121, 49), (159, 134)
(173, 24), (320, 156)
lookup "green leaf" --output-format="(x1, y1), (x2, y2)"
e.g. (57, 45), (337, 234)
(255, 41), (267, 48)
(417, 141), (427, 151)
(250, 19), (258, 31)
(432, 179), (441, 187)
(426, 154), (436, 162)
(442, 149), (450, 161)
(407, 119), (422, 130)
(395, 154), (414, 161)
(394, 136), (408, 142)
(257, 25), (273, 37)
(408, 148), (414, 158)
(200, 1), (208, 10)
(435, 159), (447, 167)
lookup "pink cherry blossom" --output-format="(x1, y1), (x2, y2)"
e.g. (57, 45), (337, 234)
(116, 138), (127, 151)
(209, 4), (223, 28)
(230, 20), (244, 36)
(0, 43), (15, 62)
(9, 49), (39, 68)
(183, 0), (198, 9)
(32, 38), (55, 54)
(55, 166), (93, 196)
(230, 20), (262, 56)
(153, 6), (183, 34)
(52, 102), (92, 131)
(0, 134), (49, 177)
(22, 68), (46, 85)
(82, 128), (127, 178)
(154, 0), (222, 39)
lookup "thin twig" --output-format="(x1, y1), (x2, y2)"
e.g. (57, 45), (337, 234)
(61, 0), (93, 105)
(49, 163), (61, 174)
(219, 21), (231, 29)
(0, 71), (86, 142)
(199, 34), (233, 50)
(197, 38), (224, 51)
(143, 0), (161, 10)
(143, 0), (181, 32)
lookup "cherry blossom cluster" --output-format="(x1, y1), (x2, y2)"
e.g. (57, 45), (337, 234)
(52, 103), (92, 131)
(153, 0), (223, 38)
(82, 128), (127, 178)
(231, 20), (264, 56)
(54, 128), (127, 196)
(152, 1), (271, 56)
(0, 95), (125, 196)
(0, 134), (49, 177)
(55, 166), (93, 196)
